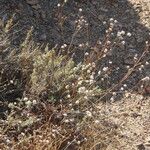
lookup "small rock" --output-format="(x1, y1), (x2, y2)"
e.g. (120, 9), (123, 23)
(100, 7), (108, 12)
(144, 86), (150, 95)
(40, 10), (46, 19)
(2, 14), (8, 24)
(39, 33), (47, 41)
(130, 112), (141, 118)
(124, 57), (135, 65)
(0, 19), (4, 28)
(26, 0), (39, 5)
(98, 15), (104, 20)
(140, 77), (150, 95)
(124, 50), (137, 65)
(137, 144), (145, 150)
(31, 4), (41, 10)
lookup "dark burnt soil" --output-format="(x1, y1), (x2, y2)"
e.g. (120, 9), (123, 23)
(0, 0), (149, 101)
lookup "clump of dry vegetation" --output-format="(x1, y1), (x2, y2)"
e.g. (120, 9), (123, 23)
(0, 4), (149, 149)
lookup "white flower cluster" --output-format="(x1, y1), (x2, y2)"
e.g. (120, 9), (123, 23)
(23, 97), (37, 108)
(117, 30), (132, 39)
(75, 16), (88, 29)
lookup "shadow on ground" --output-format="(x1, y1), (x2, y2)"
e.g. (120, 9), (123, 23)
(0, 0), (149, 103)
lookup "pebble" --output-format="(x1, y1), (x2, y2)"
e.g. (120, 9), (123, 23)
(39, 33), (47, 41)
(32, 4), (41, 10)
(0, 19), (4, 27)
(26, 0), (39, 5)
